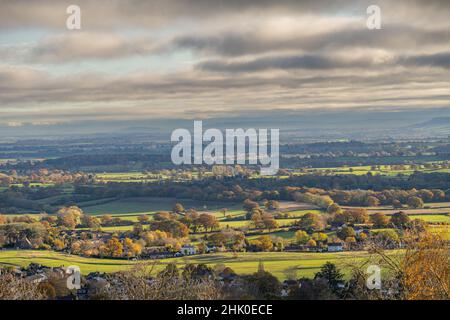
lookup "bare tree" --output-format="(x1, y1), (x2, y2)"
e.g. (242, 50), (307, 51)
(0, 273), (47, 300)
(99, 262), (223, 300)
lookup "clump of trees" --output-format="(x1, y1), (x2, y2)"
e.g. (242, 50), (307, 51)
(0, 272), (47, 300)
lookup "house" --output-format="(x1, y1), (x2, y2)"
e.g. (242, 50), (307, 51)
(327, 243), (344, 252)
(180, 245), (196, 255)
(205, 245), (217, 253)
(25, 273), (48, 284)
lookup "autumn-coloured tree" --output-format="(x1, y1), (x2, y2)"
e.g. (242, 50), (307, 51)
(53, 238), (65, 250)
(298, 212), (325, 232)
(390, 211), (410, 229)
(362, 229), (449, 300)
(104, 237), (124, 258)
(137, 215), (149, 224)
(197, 213), (219, 232)
(295, 230), (310, 244)
(366, 196), (380, 207)
(407, 196), (424, 209)
(172, 203), (185, 214)
(56, 206), (83, 229)
(370, 212), (389, 228)
(262, 214), (278, 231)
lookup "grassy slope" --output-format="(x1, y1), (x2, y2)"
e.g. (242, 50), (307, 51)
(0, 250), (387, 280)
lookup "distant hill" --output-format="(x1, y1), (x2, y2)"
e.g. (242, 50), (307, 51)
(410, 117), (450, 128)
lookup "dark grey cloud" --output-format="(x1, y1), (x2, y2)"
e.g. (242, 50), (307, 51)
(197, 51), (450, 73)
(400, 53), (450, 69)
(172, 25), (450, 57)
(197, 54), (375, 72)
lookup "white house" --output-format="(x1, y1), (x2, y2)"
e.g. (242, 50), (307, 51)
(327, 243), (344, 252)
(180, 245), (197, 255)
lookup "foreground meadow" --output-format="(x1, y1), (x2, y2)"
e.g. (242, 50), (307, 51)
(0, 250), (386, 280)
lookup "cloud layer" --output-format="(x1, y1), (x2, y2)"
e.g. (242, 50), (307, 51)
(0, 0), (449, 124)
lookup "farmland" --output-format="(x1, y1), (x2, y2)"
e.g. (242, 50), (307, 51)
(0, 250), (390, 280)
(81, 197), (242, 216)
(92, 163), (450, 184)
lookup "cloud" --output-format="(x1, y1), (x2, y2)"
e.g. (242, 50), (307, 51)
(171, 24), (450, 57)
(0, 0), (449, 125)
(1, 0), (449, 29)
(400, 53), (450, 69)
(197, 54), (380, 72)
(0, 32), (158, 63)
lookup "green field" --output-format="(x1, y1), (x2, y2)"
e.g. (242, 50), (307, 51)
(428, 225), (450, 240)
(288, 164), (450, 177)
(81, 197), (240, 216)
(411, 214), (450, 223)
(219, 218), (298, 229)
(0, 250), (387, 280)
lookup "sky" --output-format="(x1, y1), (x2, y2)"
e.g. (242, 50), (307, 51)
(0, 0), (449, 129)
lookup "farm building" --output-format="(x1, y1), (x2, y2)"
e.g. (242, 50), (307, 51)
(180, 245), (197, 255)
(327, 243), (344, 252)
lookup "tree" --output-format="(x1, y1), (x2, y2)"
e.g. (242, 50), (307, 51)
(314, 262), (344, 292)
(198, 213), (219, 232)
(345, 236), (357, 247)
(104, 237), (124, 258)
(375, 229), (399, 244)
(337, 226), (356, 240)
(56, 206), (83, 229)
(172, 203), (185, 214)
(0, 273), (47, 300)
(252, 235), (274, 251)
(262, 213), (278, 231)
(327, 203), (342, 215)
(390, 211), (410, 228)
(392, 199), (403, 209)
(153, 211), (173, 221)
(306, 239), (317, 247)
(137, 215), (149, 224)
(243, 199), (260, 213)
(332, 209), (368, 226)
(81, 214), (101, 229)
(370, 212), (389, 228)
(123, 237), (142, 258)
(220, 208), (228, 218)
(417, 189), (434, 202)
(263, 218), (278, 231)
(346, 209), (369, 224)
(407, 196), (424, 209)
(366, 196), (380, 207)
(298, 212), (324, 232)
(265, 200), (280, 211)
(251, 211), (263, 228)
(182, 209), (199, 230)
(100, 214), (113, 225)
(359, 229), (449, 299)
(295, 230), (310, 244)
(245, 269), (281, 299)
(208, 232), (227, 247)
(312, 232), (328, 243)
(289, 278), (336, 300)
(53, 239), (65, 250)
(150, 219), (189, 238)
